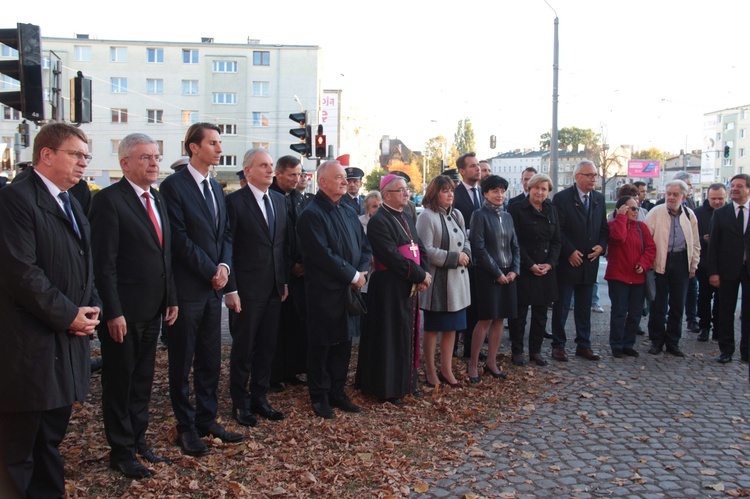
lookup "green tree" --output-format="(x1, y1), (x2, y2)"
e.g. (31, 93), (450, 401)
(364, 167), (388, 192)
(632, 147), (664, 160)
(454, 118), (476, 155)
(539, 127), (599, 151)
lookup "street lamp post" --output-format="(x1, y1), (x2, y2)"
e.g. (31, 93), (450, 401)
(546, 0), (560, 194)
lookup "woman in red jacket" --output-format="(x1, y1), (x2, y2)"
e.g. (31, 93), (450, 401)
(605, 196), (656, 358)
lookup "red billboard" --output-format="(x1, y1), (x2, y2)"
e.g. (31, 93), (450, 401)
(628, 160), (660, 178)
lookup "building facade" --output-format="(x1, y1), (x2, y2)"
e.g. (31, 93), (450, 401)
(704, 105), (750, 184)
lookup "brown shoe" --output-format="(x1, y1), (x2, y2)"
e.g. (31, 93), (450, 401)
(575, 347), (601, 361)
(551, 348), (568, 362)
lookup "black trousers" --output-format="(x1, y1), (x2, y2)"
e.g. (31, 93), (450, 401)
(307, 340), (353, 404)
(270, 276), (307, 384)
(229, 290), (281, 409)
(648, 251), (689, 348)
(0, 405), (72, 499)
(696, 266), (719, 333)
(168, 296), (222, 433)
(717, 266), (750, 358)
(99, 315), (160, 463)
(509, 304), (548, 355)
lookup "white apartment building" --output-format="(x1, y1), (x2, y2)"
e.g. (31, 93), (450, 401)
(704, 105), (750, 184)
(489, 150), (547, 197)
(1, 35), (320, 185)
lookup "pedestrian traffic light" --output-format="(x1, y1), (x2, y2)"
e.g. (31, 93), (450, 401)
(70, 71), (92, 124)
(18, 120), (29, 148)
(315, 124), (326, 158)
(0, 23), (44, 122)
(289, 112), (312, 157)
(724, 145), (731, 158)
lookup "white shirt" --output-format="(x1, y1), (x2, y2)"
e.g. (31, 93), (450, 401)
(125, 177), (162, 230)
(187, 163), (217, 218)
(246, 182), (274, 225)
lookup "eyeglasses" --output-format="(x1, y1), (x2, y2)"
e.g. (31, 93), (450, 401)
(129, 154), (163, 163)
(51, 148), (93, 164)
(627, 207), (639, 212)
(385, 188), (409, 194)
(577, 173), (598, 179)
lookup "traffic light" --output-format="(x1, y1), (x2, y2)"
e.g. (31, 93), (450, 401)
(724, 145), (731, 158)
(0, 23), (44, 122)
(315, 124), (326, 158)
(70, 71), (92, 123)
(289, 112), (311, 157)
(18, 120), (29, 148)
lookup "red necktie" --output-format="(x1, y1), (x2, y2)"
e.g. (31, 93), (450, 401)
(142, 192), (162, 247)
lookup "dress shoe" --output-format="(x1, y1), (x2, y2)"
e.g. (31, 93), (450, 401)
(312, 402), (335, 419)
(511, 353), (527, 366)
(551, 348), (568, 362)
(139, 449), (172, 465)
(483, 365), (508, 379)
(330, 396), (362, 413)
(251, 401), (286, 421)
(412, 389), (423, 398)
(176, 429), (209, 457)
(622, 348), (640, 358)
(90, 357), (104, 373)
(592, 305), (604, 313)
(543, 332), (554, 339)
(611, 349), (624, 358)
(717, 353), (733, 364)
(437, 371), (464, 388)
(697, 329), (709, 342)
(687, 321), (700, 333)
(647, 344), (663, 355)
(529, 353), (548, 366)
(383, 397), (403, 406)
(575, 347), (601, 361)
(466, 367), (481, 384)
(665, 346), (685, 357)
(197, 423), (244, 443)
(233, 407), (258, 427)
(111, 459), (151, 479)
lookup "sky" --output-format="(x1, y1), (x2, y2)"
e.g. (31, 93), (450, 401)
(8, 0), (750, 159)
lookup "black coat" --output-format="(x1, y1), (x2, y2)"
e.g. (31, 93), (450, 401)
(509, 197), (561, 305)
(0, 171), (100, 412)
(693, 198), (717, 269)
(453, 182), (480, 232)
(270, 179), (306, 266)
(552, 185), (609, 285)
(707, 202), (750, 280)
(298, 193), (372, 345)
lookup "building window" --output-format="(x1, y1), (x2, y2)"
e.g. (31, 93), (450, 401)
(212, 92), (237, 105)
(741, 129), (746, 139)
(182, 49), (199, 64)
(725, 122), (735, 131)
(110, 47), (128, 62)
(252, 112), (269, 127)
(740, 148), (746, 158)
(0, 75), (15, 90)
(181, 110), (199, 125)
(111, 139), (121, 154)
(147, 109), (164, 124)
(218, 124), (237, 135)
(252, 81), (269, 97)
(218, 155), (237, 166)
(156, 140), (164, 155)
(111, 77), (127, 93)
(2, 105), (22, 120)
(252, 141), (270, 150)
(111, 108), (128, 123)
(212, 60), (238, 73)
(1, 45), (18, 57)
(718, 115), (723, 123)
(74, 45), (92, 62)
(147, 48), (164, 63)
(723, 159), (733, 167)
(182, 80), (199, 95)
(146, 79), (164, 94)
(253, 51), (270, 66)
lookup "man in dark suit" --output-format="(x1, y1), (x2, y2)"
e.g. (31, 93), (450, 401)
(0, 123), (101, 498)
(89, 133), (179, 478)
(159, 123), (243, 457)
(551, 160), (609, 361)
(508, 167), (537, 207)
(694, 184), (726, 342)
(298, 159), (372, 418)
(225, 149), (288, 427)
(708, 174), (750, 364)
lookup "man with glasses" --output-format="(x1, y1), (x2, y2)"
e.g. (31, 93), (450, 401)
(551, 160), (609, 362)
(89, 133), (178, 478)
(0, 122), (101, 497)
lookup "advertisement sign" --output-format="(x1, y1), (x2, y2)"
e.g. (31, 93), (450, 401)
(628, 160), (660, 178)
(321, 90), (340, 158)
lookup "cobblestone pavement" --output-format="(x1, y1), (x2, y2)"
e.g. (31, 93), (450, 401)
(420, 308), (750, 498)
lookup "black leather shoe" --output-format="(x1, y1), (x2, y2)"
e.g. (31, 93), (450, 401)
(647, 344), (663, 355)
(611, 349), (624, 358)
(232, 407), (258, 427)
(622, 348), (640, 358)
(666, 346), (685, 357)
(511, 353), (527, 366)
(197, 423), (244, 443)
(139, 449), (172, 465)
(251, 401), (286, 421)
(483, 365), (508, 379)
(717, 353), (733, 364)
(330, 396), (362, 413)
(687, 321), (700, 333)
(111, 459), (151, 479)
(176, 429), (209, 457)
(312, 402), (335, 419)
(529, 353), (548, 366)
(697, 329), (709, 342)
(543, 332), (553, 339)
(383, 397), (403, 405)
(90, 357), (104, 373)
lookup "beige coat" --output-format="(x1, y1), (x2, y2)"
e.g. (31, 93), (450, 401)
(644, 204), (700, 274)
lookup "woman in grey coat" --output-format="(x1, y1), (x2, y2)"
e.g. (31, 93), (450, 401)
(416, 175), (471, 388)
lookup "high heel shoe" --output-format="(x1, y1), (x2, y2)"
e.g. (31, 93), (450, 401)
(437, 371), (464, 388)
(483, 364), (508, 379)
(466, 367), (481, 384)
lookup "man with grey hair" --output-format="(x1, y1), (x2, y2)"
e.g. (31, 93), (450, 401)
(89, 133), (178, 478)
(644, 179), (700, 356)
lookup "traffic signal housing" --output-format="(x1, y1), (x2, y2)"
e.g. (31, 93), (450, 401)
(70, 71), (92, 123)
(289, 112), (311, 157)
(724, 145), (731, 158)
(315, 134), (326, 158)
(18, 121), (30, 148)
(0, 23), (44, 122)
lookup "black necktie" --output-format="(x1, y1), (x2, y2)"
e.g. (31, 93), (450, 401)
(471, 187), (480, 210)
(202, 179), (217, 228)
(739, 205), (745, 234)
(263, 194), (275, 240)
(59, 191), (81, 239)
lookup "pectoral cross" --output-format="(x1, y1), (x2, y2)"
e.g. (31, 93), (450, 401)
(409, 241), (419, 258)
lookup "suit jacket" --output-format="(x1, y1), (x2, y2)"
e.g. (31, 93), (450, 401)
(342, 193), (365, 215)
(552, 185), (609, 285)
(270, 179), (306, 266)
(453, 182), (481, 230)
(707, 202), (750, 280)
(89, 178), (177, 323)
(507, 192), (527, 208)
(0, 171), (100, 412)
(225, 186), (288, 299)
(159, 168), (232, 301)
(15, 166), (91, 215)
